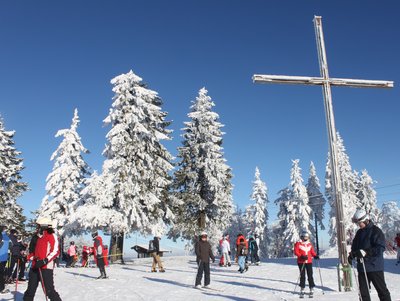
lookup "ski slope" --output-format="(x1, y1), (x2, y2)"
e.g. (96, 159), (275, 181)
(3, 255), (399, 301)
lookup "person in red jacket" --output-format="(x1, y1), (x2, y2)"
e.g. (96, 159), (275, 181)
(92, 231), (107, 279)
(294, 230), (319, 298)
(23, 217), (62, 301)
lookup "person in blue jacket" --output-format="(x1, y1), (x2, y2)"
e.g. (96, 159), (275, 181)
(0, 225), (10, 294)
(348, 209), (391, 301)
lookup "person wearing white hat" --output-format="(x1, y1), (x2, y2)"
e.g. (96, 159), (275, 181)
(348, 208), (391, 301)
(23, 217), (62, 301)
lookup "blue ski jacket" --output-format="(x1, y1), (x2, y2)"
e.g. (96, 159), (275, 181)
(0, 231), (10, 262)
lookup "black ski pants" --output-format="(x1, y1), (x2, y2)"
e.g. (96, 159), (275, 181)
(23, 268), (62, 301)
(195, 261), (210, 286)
(96, 256), (106, 276)
(298, 262), (315, 289)
(0, 261), (6, 291)
(358, 270), (391, 301)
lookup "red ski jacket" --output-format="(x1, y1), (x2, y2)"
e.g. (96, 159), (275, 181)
(93, 235), (105, 264)
(33, 230), (59, 270)
(294, 240), (317, 264)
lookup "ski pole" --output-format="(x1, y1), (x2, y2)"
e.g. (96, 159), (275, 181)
(351, 261), (362, 301)
(316, 258), (324, 294)
(14, 259), (20, 301)
(38, 268), (49, 301)
(360, 258), (371, 299)
(293, 262), (306, 293)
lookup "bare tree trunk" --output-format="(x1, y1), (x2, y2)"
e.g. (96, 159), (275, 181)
(110, 232), (124, 264)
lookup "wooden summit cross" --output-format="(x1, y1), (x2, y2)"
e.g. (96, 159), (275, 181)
(253, 16), (393, 291)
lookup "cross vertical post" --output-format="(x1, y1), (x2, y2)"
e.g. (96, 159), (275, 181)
(252, 16), (393, 292)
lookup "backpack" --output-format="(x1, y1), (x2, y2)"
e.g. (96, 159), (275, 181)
(148, 240), (155, 252)
(241, 246), (248, 256)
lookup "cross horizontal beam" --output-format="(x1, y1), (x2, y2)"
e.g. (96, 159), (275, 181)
(253, 74), (394, 88)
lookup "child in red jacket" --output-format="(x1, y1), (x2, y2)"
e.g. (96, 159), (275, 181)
(294, 231), (319, 298)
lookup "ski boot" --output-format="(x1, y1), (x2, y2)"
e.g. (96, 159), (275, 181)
(299, 288), (305, 299)
(309, 288), (314, 298)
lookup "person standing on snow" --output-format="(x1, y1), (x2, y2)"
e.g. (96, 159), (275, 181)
(195, 232), (215, 288)
(149, 236), (165, 272)
(0, 225), (10, 294)
(221, 235), (231, 267)
(66, 241), (78, 268)
(92, 231), (107, 279)
(237, 237), (248, 273)
(394, 233), (400, 266)
(294, 230), (318, 297)
(248, 235), (260, 265)
(348, 209), (391, 301)
(23, 217), (62, 301)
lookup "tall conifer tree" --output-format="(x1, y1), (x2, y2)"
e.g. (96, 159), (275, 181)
(171, 87), (233, 246)
(0, 116), (28, 232)
(40, 109), (91, 236)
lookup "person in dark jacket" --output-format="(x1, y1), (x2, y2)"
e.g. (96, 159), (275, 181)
(194, 232), (215, 288)
(149, 236), (165, 272)
(348, 209), (391, 301)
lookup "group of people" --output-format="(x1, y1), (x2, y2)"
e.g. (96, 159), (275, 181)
(0, 218), (109, 300)
(0, 207), (396, 300)
(193, 208), (393, 301)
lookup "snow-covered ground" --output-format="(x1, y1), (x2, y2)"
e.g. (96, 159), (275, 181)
(3, 255), (399, 301)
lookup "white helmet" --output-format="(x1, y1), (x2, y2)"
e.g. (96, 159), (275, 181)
(36, 217), (53, 227)
(300, 230), (310, 240)
(352, 209), (369, 224)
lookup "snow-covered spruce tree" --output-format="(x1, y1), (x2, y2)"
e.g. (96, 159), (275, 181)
(0, 116), (28, 233)
(306, 161), (326, 231)
(280, 159), (312, 257)
(79, 70), (174, 261)
(325, 132), (359, 247)
(378, 201), (400, 241)
(249, 167), (269, 258)
(273, 187), (291, 257)
(170, 87), (234, 248)
(354, 169), (379, 223)
(40, 109), (91, 237)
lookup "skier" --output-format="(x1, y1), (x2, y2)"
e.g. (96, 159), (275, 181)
(348, 209), (392, 301)
(294, 230), (318, 298)
(235, 233), (247, 263)
(0, 225), (10, 294)
(23, 217), (62, 301)
(194, 232), (215, 288)
(7, 228), (20, 283)
(11, 235), (27, 281)
(237, 237), (248, 273)
(66, 241), (78, 268)
(248, 235), (260, 265)
(220, 235), (231, 267)
(394, 233), (400, 266)
(149, 236), (165, 272)
(92, 231), (107, 279)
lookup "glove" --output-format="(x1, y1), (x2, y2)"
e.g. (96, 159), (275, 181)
(212, 259), (215, 263)
(314, 255), (320, 260)
(228, 251), (231, 255)
(347, 254), (353, 264)
(356, 249), (367, 258)
(35, 258), (48, 268)
(300, 255), (308, 260)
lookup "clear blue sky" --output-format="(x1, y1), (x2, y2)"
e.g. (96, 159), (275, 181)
(1, 1), (399, 248)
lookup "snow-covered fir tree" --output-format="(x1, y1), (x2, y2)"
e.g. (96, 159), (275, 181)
(273, 187), (291, 257)
(306, 161), (326, 230)
(40, 109), (91, 236)
(0, 116), (28, 232)
(280, 159), (312, 257)
(249, 167), (269, 257)
(78, 70), (174, 242)
(325, 132), (359, 247)
(170, 87), (234, 247)
(354, 169), (379, 223)
(378, 201), (400, 241)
